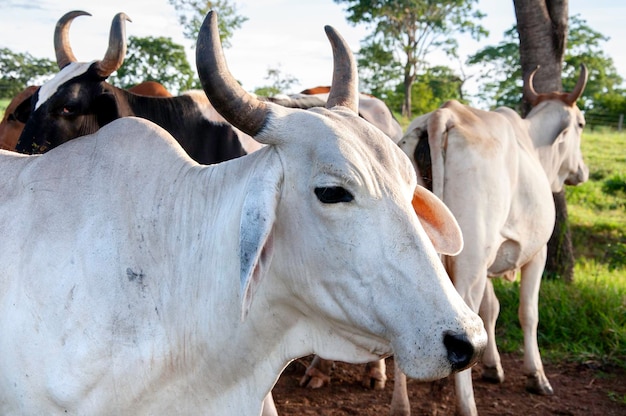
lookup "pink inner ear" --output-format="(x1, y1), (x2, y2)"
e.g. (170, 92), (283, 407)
(411, 187), (463, 256)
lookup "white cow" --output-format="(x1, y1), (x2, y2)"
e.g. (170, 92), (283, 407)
(0, 11), (486, 416)
(395, 65), (589, 416)
(269, 86), (404, 142)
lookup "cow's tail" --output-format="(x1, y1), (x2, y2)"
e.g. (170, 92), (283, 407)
(399, 114), (431, 191)
(426, 107), (455, 200)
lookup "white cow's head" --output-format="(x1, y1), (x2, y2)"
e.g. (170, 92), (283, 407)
(525, 65), (590, 192)
(196, 11), (486, 381)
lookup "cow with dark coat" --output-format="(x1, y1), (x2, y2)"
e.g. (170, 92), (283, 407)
(16, 11), (246, 165)
(0, 82), (172, 152)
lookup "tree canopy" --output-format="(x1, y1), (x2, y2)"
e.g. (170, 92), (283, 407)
(385, 65), (465, 116)
(167, 0), (248, 48)
(0, 48), (56, 99)
(335, 0), (486, 117)
(253, 66), (299, 97)
(468, 14), (624, 118)
(110, 36), (200, 94)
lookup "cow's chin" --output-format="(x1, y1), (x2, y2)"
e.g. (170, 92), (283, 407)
(312, 325), (393, 364)
(392, 342), (453, 382)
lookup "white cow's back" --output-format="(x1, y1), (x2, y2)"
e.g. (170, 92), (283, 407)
(0, 118), (265, 414)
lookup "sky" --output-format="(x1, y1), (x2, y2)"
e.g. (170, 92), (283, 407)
(1, 0), (624, 108)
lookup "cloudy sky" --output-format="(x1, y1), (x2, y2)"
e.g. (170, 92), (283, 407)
(1, 0), (624, 106)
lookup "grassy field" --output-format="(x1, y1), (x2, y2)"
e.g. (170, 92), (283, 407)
(494, 129), (626, 369)
(0, 98), (9, 114)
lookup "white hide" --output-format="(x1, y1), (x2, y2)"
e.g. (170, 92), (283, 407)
(0, 111), (485, 415)
(397, 97), (588, 416)
(291, 91), (404, 141)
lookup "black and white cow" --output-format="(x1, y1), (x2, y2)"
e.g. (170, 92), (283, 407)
(15, 11), (248, 164)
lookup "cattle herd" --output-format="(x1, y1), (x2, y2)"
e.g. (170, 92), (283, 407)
(0, 9), (588, 416)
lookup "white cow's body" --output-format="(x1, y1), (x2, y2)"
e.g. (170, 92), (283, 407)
(397, 71), (588, 415)
(0, 12), (488, 415)
(1, 120), (268, 414)
(0, 114), (483, 415)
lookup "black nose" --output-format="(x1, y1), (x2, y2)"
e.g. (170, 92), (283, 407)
(443, 331), (476, 371)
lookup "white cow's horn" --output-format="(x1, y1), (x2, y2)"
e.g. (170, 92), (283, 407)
(54, 10), (91, 69)
(94, 13), (131, 78)
(196, 11), (269, 137)
(523, 65), (541, 105)
(324, 26), (359, 113)
(566, 64), (588, 105)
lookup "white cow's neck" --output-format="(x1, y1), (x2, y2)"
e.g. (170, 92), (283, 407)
(526, 102), (565, 149)
(127, 147), (307, 413)
(524, 102), (568, 189)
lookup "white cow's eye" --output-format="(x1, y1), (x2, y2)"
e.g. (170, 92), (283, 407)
(314, 186), (354, 204)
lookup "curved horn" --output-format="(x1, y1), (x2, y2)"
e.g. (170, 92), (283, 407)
(523, 65), (541, 105)
(566, 64), (588, 105)
(196, 11), (269, 137)
(54, 10), (91, 69)
(324, 26), (359, 113)
(94, 13), (131, 78)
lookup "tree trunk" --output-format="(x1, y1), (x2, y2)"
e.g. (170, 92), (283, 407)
(514, 0), (567, 112)
(402, 75), (413, 119)
(513, 0), (574, 281)
(545, 191), (575, 282)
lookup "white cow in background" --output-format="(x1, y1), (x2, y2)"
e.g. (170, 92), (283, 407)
(0, 11), (486, 416)
(395, 65), (589, 416)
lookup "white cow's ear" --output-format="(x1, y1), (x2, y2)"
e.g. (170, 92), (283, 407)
(412, 185), (463, 256)
(239, 164), (283, 321)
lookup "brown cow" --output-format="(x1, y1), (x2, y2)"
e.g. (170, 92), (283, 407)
(0, 86), (39, 151)
(127, 80), (172, 97)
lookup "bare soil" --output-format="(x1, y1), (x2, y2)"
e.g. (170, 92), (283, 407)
(272, 353), (626, 415)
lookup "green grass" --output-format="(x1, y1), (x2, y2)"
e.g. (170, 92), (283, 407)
(0, 98), (9, 115)
(494, 264), (625, 367)
(493, 129), (626, 369)
(568, 130), (626, 269)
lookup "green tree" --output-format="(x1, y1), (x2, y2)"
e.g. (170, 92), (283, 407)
(357, 38), (403, 101)
(466, 26), (522, 110)
(253, 66), (299, 97)
(563, 16), (625, 127)
(335, 0), (486, 118)
(0, 48), (56, 99)
(387, 65), (465, 116)
(110, 36), (199, 95)
(168, 0), (248, 48)
(468, 15), (623, 113)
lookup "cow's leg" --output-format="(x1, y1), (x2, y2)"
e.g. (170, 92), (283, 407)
(519, 247), (553, 395)
(389, 365), (410, 416)
(455, 369), (478, 416)
(447, 257), (487, 416)
(362, 359), (387, 389)
(479, 279), (504, 383)
(261, 392), (278, 416)
(299, 356), (333, 388)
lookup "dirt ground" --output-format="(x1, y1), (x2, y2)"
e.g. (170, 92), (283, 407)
(272, 353), (626, 415)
